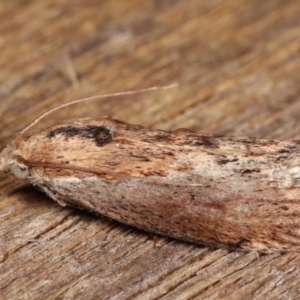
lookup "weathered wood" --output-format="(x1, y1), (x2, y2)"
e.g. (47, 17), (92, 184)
(1, 0), (300, 299)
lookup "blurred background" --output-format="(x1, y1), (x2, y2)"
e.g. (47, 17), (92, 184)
(1, 0), (300, 143)
(1, 1), (300, 299)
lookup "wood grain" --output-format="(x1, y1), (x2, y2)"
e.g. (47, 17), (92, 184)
(1, 0), (300, 299)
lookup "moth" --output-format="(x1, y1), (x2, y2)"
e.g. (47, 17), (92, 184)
(1, 86), (300, 253)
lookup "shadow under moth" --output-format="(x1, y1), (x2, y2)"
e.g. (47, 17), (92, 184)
(1, 86), (300, 253)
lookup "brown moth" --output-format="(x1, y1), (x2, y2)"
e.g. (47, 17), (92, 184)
(1, 89), (300, 253)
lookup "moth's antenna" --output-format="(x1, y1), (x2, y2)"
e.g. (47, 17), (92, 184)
(21, 83), (177, 134)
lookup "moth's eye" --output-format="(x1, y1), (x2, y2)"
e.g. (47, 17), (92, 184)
(10, 163), (30, 179)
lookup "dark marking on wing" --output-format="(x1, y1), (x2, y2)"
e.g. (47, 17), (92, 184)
(192, 137), (219, 148)
(218, 158), (239, 164)
(48, 125), (113, 147)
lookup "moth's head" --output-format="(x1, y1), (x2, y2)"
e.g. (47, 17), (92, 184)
(0, 144), (30, 179)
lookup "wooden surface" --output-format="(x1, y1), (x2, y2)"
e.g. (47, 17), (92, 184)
(1, 0), (300, 299)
